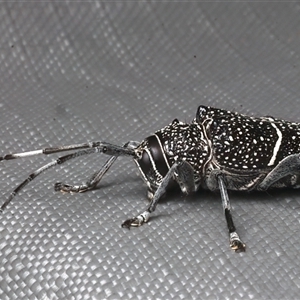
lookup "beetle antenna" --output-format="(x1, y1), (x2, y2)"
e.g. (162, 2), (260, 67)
(0, 141), (137, 162)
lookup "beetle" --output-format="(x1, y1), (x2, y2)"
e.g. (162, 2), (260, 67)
(2, 105), (300, 252)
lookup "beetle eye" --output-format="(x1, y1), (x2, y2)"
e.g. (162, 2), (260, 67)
(135, 135), (170, 186)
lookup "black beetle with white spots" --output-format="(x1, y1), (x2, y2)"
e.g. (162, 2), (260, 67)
(2, 105), (300, 252)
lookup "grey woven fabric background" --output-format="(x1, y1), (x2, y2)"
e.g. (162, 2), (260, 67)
(0, 2), (300, 299)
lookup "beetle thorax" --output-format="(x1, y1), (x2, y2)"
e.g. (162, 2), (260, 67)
(134, 119), (211, 190)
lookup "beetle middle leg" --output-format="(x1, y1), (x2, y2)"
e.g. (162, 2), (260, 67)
(122, 160), (197, 228)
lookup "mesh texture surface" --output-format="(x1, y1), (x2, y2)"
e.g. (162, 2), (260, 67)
(0, 2), (300, 299)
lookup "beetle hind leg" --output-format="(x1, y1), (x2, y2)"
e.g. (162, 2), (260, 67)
(218, 175), (246, 252)
(257, 153), (300, 190)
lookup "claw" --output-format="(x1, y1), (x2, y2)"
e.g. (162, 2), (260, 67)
(54, 182), (65, 192)
(54, 182), (90, 193)
(229, 232), (246, 252)
(121, 218), (140, 228)
(54, 182), (63, 192)
(54, 182), (73, 193)
(121, 211), (150, 228)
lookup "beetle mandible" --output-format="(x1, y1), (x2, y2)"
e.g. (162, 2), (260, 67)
(2, 105), (300, 252)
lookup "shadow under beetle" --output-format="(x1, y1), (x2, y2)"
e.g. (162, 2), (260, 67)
(2, 105), (300, 252)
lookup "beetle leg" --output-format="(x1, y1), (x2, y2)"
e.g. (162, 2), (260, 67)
(0, 148), (100, 212)
(55, 155), (118, 193)
(176, 160), (198, 194)
(55, 141), (140, 193)
(122, 161), (196, 228)
(257, 153), (300, 190)
(218, 175), (246, 252)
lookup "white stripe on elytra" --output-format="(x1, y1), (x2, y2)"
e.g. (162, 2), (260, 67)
(154, 133), (171, 169)
(267, 121), (282, 166)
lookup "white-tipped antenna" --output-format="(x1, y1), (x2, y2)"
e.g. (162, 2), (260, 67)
(0, 142), (100, 162)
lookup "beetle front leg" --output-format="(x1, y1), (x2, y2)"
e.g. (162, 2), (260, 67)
(54, 141), (140, 194)
(55, 156), (118, 193)
(122, 161), (196, 228)
(218, 175), (246, 252)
